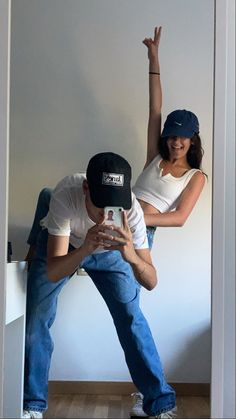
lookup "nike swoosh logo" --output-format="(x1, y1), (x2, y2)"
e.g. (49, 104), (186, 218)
(174, 121), (182, 126)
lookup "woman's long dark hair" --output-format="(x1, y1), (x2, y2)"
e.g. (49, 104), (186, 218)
(158, 133), (204, 169)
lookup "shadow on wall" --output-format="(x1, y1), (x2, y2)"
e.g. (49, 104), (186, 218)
(10, 0), (143, 182)
(10, 2), (145, 262)
(168, 326), (211, 383)
(8, 224), (30, 262)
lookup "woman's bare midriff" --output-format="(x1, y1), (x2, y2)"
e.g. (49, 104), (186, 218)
(137, 199), (161, 214)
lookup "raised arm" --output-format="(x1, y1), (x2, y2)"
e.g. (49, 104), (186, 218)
(143, 26), (162, 168)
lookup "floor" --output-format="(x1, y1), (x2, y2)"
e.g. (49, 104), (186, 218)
(44, 394), (210, 418)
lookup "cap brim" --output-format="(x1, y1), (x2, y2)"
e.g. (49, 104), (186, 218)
(89, 184), (132, 210)
(161, 126), (195, 138)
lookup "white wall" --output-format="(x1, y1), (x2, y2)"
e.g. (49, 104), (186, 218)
(9, 0), (213, 383)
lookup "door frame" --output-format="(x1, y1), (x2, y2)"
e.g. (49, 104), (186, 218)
(211, 0), (235, 418)
(0, 0), (11, 417)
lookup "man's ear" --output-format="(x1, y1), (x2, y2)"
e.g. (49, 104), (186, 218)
(82, 179), (89, 194)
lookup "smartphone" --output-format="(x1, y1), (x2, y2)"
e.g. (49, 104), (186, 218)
(104, 206), (123, 244)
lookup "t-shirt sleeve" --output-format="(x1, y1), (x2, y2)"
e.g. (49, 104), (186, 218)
(127, 194), (149, 249)
(40, 188), (73, 236)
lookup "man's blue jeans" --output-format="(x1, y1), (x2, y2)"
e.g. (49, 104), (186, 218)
(24, 189), (176, 416)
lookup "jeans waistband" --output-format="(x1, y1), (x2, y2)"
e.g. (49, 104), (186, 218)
(146, 226), (157, 231)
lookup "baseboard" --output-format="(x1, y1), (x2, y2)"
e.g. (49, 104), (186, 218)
(48, 381), (210, 397)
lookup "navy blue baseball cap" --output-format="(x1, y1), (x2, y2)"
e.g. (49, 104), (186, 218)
(161, 109), (200, 138)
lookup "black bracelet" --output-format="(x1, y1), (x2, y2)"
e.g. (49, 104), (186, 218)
(149, 71), (160, 75)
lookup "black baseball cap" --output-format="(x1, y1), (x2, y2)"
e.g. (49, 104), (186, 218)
(86, 152), (132, 209)
(161, 109), (200, 138)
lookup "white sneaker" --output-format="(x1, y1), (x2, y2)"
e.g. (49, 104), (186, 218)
(130, 392), (148, 417)
(156, 407), (177, 418)
(22, 410), (43, 418)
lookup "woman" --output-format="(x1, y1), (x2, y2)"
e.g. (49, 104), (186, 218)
(133, 26), (206, 250)
(130, 27), (206, 418)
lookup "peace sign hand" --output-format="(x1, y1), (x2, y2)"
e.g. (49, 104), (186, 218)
(143, 26), (162, 61)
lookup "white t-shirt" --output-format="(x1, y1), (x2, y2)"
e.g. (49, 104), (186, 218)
(41, 173), (148, 252)
(133, 154), (201, 213)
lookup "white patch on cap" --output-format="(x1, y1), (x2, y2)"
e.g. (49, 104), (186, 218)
(174, 121), (182, 126)
(102, 172), (124, 187)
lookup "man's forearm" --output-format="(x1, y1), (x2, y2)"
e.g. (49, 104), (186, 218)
(130, 255), (157, 291)
(47, 245), (89, 282)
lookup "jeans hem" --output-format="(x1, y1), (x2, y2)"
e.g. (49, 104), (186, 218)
(157, 403), (176, 414)
(23, 406), (46, 413)
(145, 402), (176, 416)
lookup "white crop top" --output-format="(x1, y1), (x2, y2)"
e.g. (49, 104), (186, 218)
(132, 154), (201, 213)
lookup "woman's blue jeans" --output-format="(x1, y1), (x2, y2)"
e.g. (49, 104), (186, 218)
(24, 189), (176, 416)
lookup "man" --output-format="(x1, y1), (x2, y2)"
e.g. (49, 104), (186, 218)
(23, 152), (176, 418)
(106, 209), (114, 221)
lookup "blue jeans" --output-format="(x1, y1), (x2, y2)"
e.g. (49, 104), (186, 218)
(24, 189), (176, 416)
(27, 188), (52, 246)
(146, 226), (156, 249)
